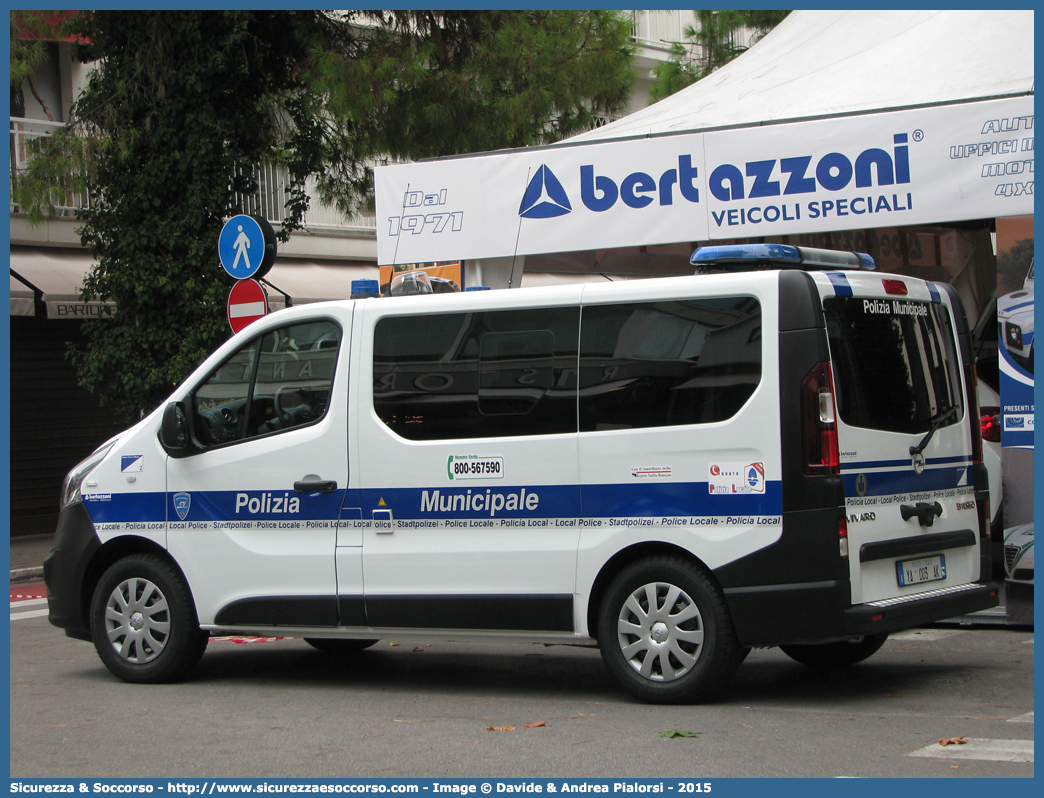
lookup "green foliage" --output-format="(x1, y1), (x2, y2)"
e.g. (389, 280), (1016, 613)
(11, 10), (635, 420)
(649, 10), (790, 104)
(308, 10), (635, 217)
(10, 11), (68, 88)
(55, 11), (325, 420)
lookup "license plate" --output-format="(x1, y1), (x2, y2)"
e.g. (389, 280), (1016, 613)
(897, 554), (946, 587)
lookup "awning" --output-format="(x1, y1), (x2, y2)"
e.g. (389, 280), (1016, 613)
(10, 273), (36, 316)
(260, 259), (379, 310)
(10, 247), (380, 318)
(9, 246), (113, 319)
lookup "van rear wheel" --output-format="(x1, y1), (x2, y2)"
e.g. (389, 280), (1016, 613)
(598, 556), (744, 704)
(90, 554), (208, 683)
(779, 633), (888, 668)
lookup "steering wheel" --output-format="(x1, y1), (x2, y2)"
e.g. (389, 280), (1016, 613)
(273, 386), (297, 428)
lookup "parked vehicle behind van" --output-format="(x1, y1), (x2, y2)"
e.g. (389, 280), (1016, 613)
(45, 245), (998, 703)
(998, 258), (1034, 371)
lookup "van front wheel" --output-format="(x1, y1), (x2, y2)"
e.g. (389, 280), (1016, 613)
(90, 554), (208, 683)
(597, 557), (744, 704)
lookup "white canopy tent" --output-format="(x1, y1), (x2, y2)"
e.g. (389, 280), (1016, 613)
(566, 9), (1034, 144)
(374, 9), (1034, 293)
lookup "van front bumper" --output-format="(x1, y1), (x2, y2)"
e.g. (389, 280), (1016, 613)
(842, 581), (1000, 636)
(43, 501), (100, 641)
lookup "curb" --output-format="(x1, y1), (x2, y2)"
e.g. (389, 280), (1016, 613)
(11, 566), (45, 583)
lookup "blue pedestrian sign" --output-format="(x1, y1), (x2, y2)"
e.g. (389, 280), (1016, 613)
(218, 214), (277, 280)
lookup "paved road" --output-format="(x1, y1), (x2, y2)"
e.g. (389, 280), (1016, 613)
(11, 586), (1034, 779)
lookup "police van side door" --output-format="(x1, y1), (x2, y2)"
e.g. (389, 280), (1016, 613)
(356, 293), (583, 635)
(574, 276), (779, 619)
(166, 309), (351, 630)
(815, 273), (983, 605)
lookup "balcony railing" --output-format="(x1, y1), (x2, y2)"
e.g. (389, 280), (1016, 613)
(631, 10), (687, 48)
(10, 117), (376, 232)
(630, 10), (756, 55)
(10, 117), (87, 216)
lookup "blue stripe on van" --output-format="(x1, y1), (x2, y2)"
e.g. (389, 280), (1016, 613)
(358, 482), (782, 520)
(927, 282), (942, 303)
(84, 489), (348, 524)
(824, 271), (853, 296)
(841, 455), (975, 471)
(85, 482), (784, 526)
(581, 481), (782, 518)
(83, 492), (166, 524)
(840, 466), (973, 497)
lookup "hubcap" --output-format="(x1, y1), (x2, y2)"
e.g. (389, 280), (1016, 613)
(617, 581), (704, 682)
(104, 577), (171, 664)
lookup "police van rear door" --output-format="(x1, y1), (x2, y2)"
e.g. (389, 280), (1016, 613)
(811, 272), (983, 605)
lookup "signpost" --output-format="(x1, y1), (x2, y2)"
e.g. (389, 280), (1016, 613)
(227, 278), (268, 334)
(219, 214), (277, 334)
(218, 214), (277, 280)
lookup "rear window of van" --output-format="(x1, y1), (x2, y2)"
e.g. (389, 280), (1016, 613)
(824, 297), (963, 435)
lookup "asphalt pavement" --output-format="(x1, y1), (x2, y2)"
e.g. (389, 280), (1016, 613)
(11, 530), (1031, 777)
(9, 533), (51, 583)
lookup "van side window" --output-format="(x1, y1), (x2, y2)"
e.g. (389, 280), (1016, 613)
(373, 307), (580, 440)
(191, 320), (341, 447)
(578, 298), (762, 431)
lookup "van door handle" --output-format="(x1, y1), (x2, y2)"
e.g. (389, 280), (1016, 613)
(294, 477), (338, 492)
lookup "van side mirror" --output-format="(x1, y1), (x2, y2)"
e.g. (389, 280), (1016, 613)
(160, 401), (192, 456)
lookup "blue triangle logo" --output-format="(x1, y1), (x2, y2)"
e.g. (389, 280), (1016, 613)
(519, 165), (572, 219)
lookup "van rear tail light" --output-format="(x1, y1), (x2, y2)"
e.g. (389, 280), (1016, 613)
(838, 515), (849, 559)
(882, 279), (909, 295)
(980, 406), (1001, 443)
(965, 365), (982, 464)
(802, 362), (840, 475)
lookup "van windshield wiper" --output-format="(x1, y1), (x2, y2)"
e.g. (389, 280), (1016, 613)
(910, 405), (960, 456)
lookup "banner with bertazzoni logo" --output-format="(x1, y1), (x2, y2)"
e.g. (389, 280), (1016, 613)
(375, 134), (711, 265)
(375, 95), (1033, 265)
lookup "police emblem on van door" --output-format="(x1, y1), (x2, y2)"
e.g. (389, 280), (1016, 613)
(173, 492), (191, 521)
(856, 474), (868, 496)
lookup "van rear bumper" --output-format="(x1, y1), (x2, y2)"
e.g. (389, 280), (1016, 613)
(842, 581), (1000, 636)
(725, 579), (999, 646)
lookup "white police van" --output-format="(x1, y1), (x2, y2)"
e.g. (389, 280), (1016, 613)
(46, 245), (998, 703)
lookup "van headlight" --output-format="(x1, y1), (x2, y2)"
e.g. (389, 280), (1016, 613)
(60, 442), (115, 510)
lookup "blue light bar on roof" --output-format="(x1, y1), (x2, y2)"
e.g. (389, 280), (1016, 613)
(691, 244), (875, 272)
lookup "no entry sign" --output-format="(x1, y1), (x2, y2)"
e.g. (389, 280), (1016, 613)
(227, 278), (268, 334)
